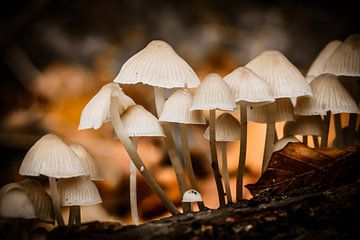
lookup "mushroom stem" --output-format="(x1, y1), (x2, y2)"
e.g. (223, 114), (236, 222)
(130, 138), (140, 225)
(262, 121), (275, 173)
(110, 96), (179, 215)
(303, 135), (308, 146)
(313, 136), (320, 148)
(154, 87), (190, 213)
(179, 123), (206, 210)
(221, 142), (232, 204)
(236, 103), (247, 201)
(334, 114), (344, 147)
(49, 177), (65, 226)
(68, 206), (74, 225)
(347, 113), (357, 144)
(209, 109), (226, 207)
(321, 111), (331, 147)
(68, 206), (81, 225)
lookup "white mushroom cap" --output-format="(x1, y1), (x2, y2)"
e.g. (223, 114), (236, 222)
(159, 89), (206, 124)
(307, 40), (342, 77)
(273, 136), (300, 152)
(247, 98), (294, 123)
(121, 105), (165, 137)
(113, 40), (200, 88)
(190, 73), (236, 111)
(295, 73), (359, 115)
(323, 34), (360, 77)
(79, 83), (135, 130)
(19, 134), (86, 178)
(245, 50), (312, 98)
(70, 144), (103, 181)
(203, 113), (240, 141)
(182, 189), (203, 202)
(224, 66), (274, 106)
(57, 176), (102, 206)
(284, 115), (323, 137)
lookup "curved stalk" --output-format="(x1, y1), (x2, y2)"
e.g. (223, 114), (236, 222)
(154, 87), (190, 213)
(179, 123), (206, 210)
(236, 103), (247, 201)
(209, 109), (226, 207)
(321, 111), (331, 147)
(334, 114), (343, 147)
(130, 138), (139, 225)
(110, 96), (179, 215)
(49, 177), (64, 226)
(262, 122), (275, 173)
(221, 142), (232, 204)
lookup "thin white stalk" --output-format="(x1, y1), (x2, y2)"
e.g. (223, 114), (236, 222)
(321, 111), (331, 147)
(262, 103), (276, 173)
(49, 177), (64, 226)
(236, 103), (247, 201)
(130, 138), (139, 225)
(221, 142), (232, 204)
(110, 96), (179, 215)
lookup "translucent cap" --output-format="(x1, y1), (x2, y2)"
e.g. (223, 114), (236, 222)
(203, 113), (240, 141)
(182, 189), (203, 202)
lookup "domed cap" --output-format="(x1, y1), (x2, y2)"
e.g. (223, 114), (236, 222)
(79, 83), (135, 130)
(57, 176), (102, 206)
(224, 67), (274, 106)
(70, 144), (103, 181)
(323, 34), (360, 76)
(245, 50), (312, 98)
(19, 134), (86, 178)
(203, 113), (240, 141)
(284, 115), (323, 137)
(307, 40), (342, 77)
(295, 73), (359, 115)
(121, 105), (165, 137)
(248, 98), (294, 123)
(182, 189), (203, 202)
(113, 40), (200, 88)
(159, 89), (206, 124)
(273, 136), (300, 152)
(190, 73), (236, 111)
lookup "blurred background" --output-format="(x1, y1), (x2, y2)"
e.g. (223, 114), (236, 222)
(0, 0), (359, 224)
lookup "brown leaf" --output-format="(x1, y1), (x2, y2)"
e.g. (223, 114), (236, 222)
(246, 143), (360, 196)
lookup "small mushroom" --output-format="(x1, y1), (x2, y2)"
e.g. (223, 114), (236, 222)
(182, 189), (203, 212)
(191, 73), (236, 207)
(273, 136), (300, 153)
(203, 113), (240, 204)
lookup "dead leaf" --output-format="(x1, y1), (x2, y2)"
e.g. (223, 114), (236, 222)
(246, 143), (360, 196)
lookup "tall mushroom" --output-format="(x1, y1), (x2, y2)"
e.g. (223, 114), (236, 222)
(224, 66), (274, 201)
(203, 113), (240, 204)
(295, 73), (359, 147)
(19, 134), (86, 226)
(113, 40), (200, 212)
(121, 104), (165, 224)
(245, 50), (312, 172)
(191, 73), (236, 207)
(159, 89), (206, 210)
(79, 82), (178, 215)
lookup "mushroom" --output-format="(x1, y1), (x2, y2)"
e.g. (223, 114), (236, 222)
(120, 104), (165, 224)
(245, 50), (312, 173)
(159, 89), (206, 210)
(191, 73), (236, 207)
(19, 134), (85, 226)
(182, 189), (203, 212)
(224, 66), (274, 201)
(323, 34), (360, 145)
(57, 176), (102, 225)
(113, 40), (200, 212)
(273, 136), (300, 153)
(79, 83), (178, 215)
(203, 113), (240, 204)
(295, 73), (359, 147)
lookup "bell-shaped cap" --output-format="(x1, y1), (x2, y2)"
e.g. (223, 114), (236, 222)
(273, 136), (300, 152)
(159, 89), (206, 124)
(284, 115), (323, 137)
(121, 105), (165, 137)
(248, 98), (294, 123)
(79, 83), (135, 130)
(19, 134), (86, 178)
(295, 73), (359, 115)
(224, 66), (274, 106)
(113, 40), (200, 88)
(203, 113), (240, 141)
(323, 34), (360, 76)
(57, 176), (102, 206)
(70, 144), (103, 181)
(190, 73), (236, 111)
(307, 40), (342, 77)
(246, 50), (312, 98)
(182, 189), (203, 202)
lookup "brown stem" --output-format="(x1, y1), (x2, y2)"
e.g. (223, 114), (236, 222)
(321, 111), (331, 147)
(179, 123), (206, 210)
(49, 177), (64, 226)
(313, 136), (320, 148)
(69, 206), (81, 225)
(110, 96), (179, 215)
(347, 113), (357, 145)
(130, 138), (139, 225)
(236, 103), (247, 201)
(334, 114), (343, 147)
(221, 142), (232, 204)
(209, 109), (226, 207)
(303, 135), (308, 146)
